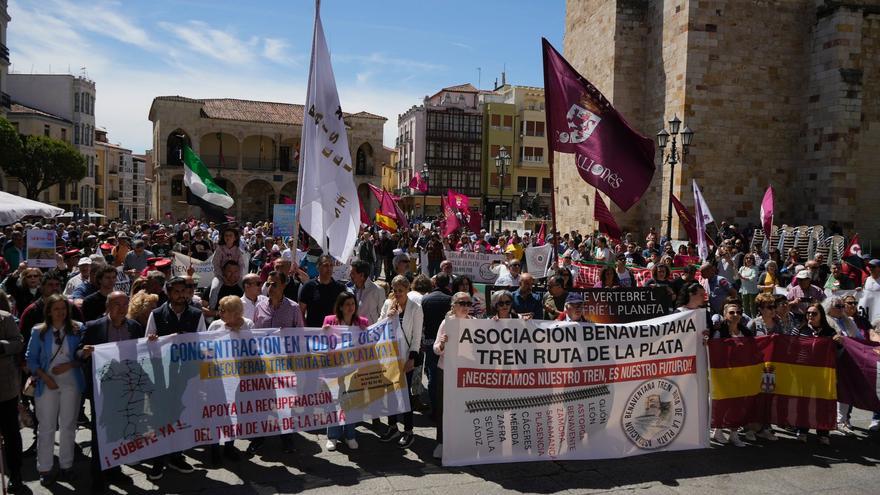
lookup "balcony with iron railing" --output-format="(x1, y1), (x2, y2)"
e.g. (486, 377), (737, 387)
(108, 166), (118, 175)
(1, 92), (10, 109)
(200, 154), (239, 169)
(0, 43), (8, 64)
(242, 157), (276, 171)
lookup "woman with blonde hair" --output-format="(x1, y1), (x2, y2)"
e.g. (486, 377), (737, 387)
(127, 290), (159, 327)
(207, 295), (254, 332)
(25, 294), (85, 486)
(432, 291), (473, 459)
(377, 276), (423, 449)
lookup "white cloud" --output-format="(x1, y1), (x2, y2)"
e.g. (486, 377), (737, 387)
(262, 38), (300, 65)
(335, 52), (446, 72)
(48, 0), (158, 51)
(159, 20), (260, 65)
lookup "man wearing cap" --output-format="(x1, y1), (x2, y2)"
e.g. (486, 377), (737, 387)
(558, 292), (588, 322)
(64, 256), (92, 297)
(864, 260), (880, 292)
(787, 269), (826, 322)
(124, 239), (154, 273)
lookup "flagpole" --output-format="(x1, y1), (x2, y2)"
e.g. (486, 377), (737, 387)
(293, 0), (319, 253)
(541, 39), (560, 268)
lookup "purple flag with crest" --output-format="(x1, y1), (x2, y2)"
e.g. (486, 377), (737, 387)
(542, 38), (655, 211)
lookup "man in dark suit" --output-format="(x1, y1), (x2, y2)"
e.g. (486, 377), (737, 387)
(77, 291), (145, 493)
(419, 273), (452, 420)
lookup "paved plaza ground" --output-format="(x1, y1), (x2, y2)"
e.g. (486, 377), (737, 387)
(13, 406), (880, 494)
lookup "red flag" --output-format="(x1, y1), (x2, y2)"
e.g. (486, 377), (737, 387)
(442, 197), (460, 236)
(536, 222), (546, 246)
(358, 194), (370, 226)
(670, 195), (698, 245)
(447, 189), (470, 211)
(409, 172), (428, 193)
(281, 195), (295, 205)
(841, 234), (868, 286)
(845, 234), (863, 258)
(593, 193), (621, 241)
(542, 38), (655, 211)
(368, 183), (400, 202)
(392, 196), (409, 231)
(760, 185), (774, 239)
(465, 208), (482, 232)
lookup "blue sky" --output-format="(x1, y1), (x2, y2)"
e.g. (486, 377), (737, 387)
(7, 0), (564, 153)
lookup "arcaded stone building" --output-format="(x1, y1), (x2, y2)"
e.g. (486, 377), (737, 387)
(148, 97), (387, 221)
(557, 0), (880, 246)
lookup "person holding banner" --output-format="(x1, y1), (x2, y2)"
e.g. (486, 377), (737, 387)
(543, 276), (568, 320)
(558, 292), (589, 323)
(709, 302), (753, 447)
(25, 294), (85, 486)
(793, 303), (838, 445)
(748, 293), (784, 336)
(432, 291), (474, 460)
(377, 276), (423, 448)
(595, 265), (621, 289)
(842, 294), (871, 339)
(490, 290), (524, 320)
(322, 292), (370, 451)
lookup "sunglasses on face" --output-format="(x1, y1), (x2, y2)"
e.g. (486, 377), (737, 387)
(727, 310), (743, 315)
(455, 301), (473, 307)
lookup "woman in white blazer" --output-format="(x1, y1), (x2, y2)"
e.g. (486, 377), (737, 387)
(377, 275), (423, 449)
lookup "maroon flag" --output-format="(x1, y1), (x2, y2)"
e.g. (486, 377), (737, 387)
(542, 38), (655, 212)
(358, 194), (370, 226)
(409, 172), (428, 193)
(464, 207), (482, 232)
(447, 189), (470, 211)
(837, 337), (880, 412)
(671, 195), (698, 245)
(536, 222), (546, 246)
(281, 195), (295, 205)
(593, 193), (621, 241)
(392, 196), (409, 231)
(442, 197), (460, 236)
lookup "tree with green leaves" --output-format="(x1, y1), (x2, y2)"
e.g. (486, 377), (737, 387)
(0, 116), (87, 199)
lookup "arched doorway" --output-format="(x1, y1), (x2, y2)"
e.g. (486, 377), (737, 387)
(242, 135), (276, 171)
(355, 142), (374, 176)
(280, 138), (300, 172)
(166, 129), (191, 166)
(240, 179), (275, 221)
(279, 180), (297, 205)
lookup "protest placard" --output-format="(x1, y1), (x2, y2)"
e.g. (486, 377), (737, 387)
(93, 319), (410, 469)
(444, 250), (505, 284)
(441, 311), (709, 465)
(273, 204), (297, 238)
(26, 229), (56, 268)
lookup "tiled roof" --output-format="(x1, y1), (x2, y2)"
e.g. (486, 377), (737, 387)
(9, 102), (71, 123)
(441, 83), (478, 93)
(151, 96), (386, 125)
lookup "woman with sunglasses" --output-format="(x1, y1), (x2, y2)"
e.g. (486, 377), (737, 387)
(490, 290), (525, 320)
(322, 292), (369, 451)
(793, 303), (839, 444)
(710, 302), (753, 447)
(25, 294), (85, 486)
(773, 294), (797, 335)
(823, 295), (861, 435)
(378, 276), (423, 449)
(432, 291), (473, 460)
(452, 275), (485, 318)
(747, 293), (783, 336)
(842, 294), (871, 339)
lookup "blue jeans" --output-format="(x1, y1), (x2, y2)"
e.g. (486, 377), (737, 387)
(327, 423), (357, 440)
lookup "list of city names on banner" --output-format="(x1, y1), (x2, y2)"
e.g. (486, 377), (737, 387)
(442, 311), (709, 466)
(92, 319), (410, 469)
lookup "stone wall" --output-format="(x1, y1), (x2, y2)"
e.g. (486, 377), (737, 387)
(559, 0), (880, 246)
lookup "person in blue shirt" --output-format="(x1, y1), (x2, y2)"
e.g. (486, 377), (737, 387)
(512, 273), (544, 319)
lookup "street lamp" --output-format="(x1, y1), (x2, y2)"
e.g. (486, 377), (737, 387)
(421, 163), (430, 218)
(657, 116), (694, 241)
(494, 146), (511, 232)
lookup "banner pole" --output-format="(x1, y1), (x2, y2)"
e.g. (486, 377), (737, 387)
(542, 38), (560, 269)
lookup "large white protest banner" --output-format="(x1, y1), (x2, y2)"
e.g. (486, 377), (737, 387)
(441, 311), (709, 466)
(444, 250), (505, 284)
(93, 319), (409, 469)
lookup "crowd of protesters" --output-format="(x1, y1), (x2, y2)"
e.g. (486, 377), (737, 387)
(0, 215), (877, 492)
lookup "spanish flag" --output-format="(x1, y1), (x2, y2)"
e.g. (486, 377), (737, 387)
(375, 211), (398, 233)
(708, 335), (836, 430)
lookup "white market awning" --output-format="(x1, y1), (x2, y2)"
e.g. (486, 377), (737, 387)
(0, 191), (65, 225)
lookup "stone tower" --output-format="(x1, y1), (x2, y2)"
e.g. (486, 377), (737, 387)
(557, 0), (880, 247)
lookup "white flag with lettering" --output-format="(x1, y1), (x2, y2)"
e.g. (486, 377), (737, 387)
(693, 180), (711, 261)
(524, 244), (553, 278)
(298, 3), (359, 262)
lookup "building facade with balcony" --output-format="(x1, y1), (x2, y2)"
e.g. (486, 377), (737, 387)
(148, 96), (387, 221)
(132, 154), (147, 221)
(5, 102), (81, 211)
(6, 73), (98, 212)
(95, 128), (136, 220)
(396, 83), (483, 217)
(381, 146), (398, 193)
(481, 84), (550, 221)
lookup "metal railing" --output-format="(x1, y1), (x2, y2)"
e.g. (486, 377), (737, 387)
(201, 154), (239, 169)
(0, 92), (10, 109)
(0, 44), (8, 64)
(242, 157), (275, 171)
